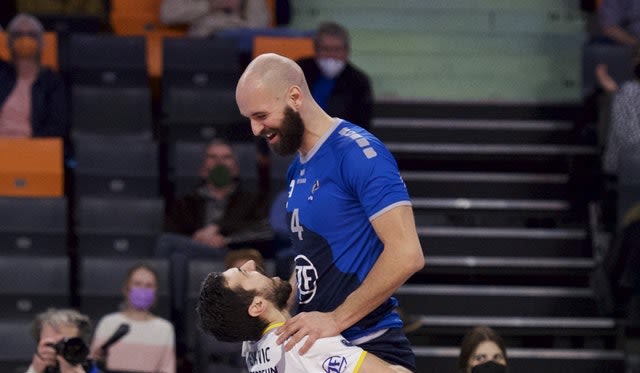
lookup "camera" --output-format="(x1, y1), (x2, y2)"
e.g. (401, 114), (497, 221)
(47, 337), (89, 365)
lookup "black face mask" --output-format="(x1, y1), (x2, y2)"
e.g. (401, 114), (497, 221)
(207, 164), (234, 188)
(471, 361), (507, 373)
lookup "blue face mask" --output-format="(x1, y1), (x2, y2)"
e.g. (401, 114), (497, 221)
(471, 361), (507, 373)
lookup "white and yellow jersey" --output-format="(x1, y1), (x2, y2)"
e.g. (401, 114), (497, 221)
(242, 322), (367, 373)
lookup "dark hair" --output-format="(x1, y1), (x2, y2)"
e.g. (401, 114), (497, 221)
(314, 21), (350, 51)
(31, 308), (93, 345)
(197, 272), (268, 342)
(458, 325), (507, 373)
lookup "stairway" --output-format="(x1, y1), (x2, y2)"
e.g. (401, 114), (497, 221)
(374, 103), (626, 372)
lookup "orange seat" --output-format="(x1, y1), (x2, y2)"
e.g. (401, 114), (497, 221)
(110, 0), (187, 35)
(0, 138), (64, 197)
(252, 35), (315, 61)
(0, 31), (58, 70)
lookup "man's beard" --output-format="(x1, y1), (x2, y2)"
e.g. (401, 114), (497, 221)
(269, 106), (304, 156)
(265, 279), (292, 311)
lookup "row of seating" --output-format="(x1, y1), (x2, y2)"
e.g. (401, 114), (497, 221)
(0, 29), (314, 79)
(0, 254), (267, 373)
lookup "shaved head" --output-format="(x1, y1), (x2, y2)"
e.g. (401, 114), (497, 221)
(237, 53), (310, 103)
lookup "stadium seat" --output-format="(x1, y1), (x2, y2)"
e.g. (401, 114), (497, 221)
(0, 256), (70, 318)
(78, 257), (171, 323)
(0, 318), (35, 373)
(0, 197), (67, 255)
(74, 135), (160, 198)
(71, 85), (153, 139)
(0, 138), (64, 198)
(252, 35), (314, 60)
(75, 197), (164, 257)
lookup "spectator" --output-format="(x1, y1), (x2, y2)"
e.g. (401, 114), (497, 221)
(89, 263), (176, 373)
(296, 21), (374, 130)
(197, 259), (411, 372)
(26, 308), (93, 373)
(458, 325), (508, 373)
(0, 13), (70, 161)
(160, 0), (271, 37)
(602, 47), (640, 175)
(154, 138), (271, 351)
(236, 53), (424, 371)
(599, 0), (640, 46)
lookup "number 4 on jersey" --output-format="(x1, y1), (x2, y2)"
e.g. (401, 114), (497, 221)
(290, 208), (304, 240)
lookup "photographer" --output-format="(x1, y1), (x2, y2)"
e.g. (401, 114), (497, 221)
(26, 308), (93, 373)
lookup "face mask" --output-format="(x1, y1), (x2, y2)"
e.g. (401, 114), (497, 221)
(128, 287), (155, 310)
(471, 361), (507, 373)
(12, 36), (39, 59)
(316, 58), (346, 79)
(208, 164), (234, 188)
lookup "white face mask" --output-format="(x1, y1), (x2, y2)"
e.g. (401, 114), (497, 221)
(316, 58), (346, 79)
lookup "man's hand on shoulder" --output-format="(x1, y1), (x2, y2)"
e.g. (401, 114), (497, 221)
(275, 311), (341, 355)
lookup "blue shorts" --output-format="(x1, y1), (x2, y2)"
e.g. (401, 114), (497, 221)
(357, 328), (416, 372)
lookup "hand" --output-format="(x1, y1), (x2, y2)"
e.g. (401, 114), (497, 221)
(275, 311), (341, 355)
(31, 338), (58, 372)
(192, 224), (219, 244)
(595, 63), (619, 93)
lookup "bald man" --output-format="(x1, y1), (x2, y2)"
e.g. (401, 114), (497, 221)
(235, 54), (424, 372)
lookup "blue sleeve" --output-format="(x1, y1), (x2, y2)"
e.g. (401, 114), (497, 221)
(340, 133), (410, 219)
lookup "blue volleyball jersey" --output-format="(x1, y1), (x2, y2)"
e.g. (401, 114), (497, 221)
(285, 119), (412, 341)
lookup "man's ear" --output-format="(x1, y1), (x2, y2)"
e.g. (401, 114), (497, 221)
(248, 296), (267, 317)
(287, 86), (302, 108)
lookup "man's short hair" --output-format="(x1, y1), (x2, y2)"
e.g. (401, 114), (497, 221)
(197, 272), (269, 342)
(314, 21), (350, 51)
(31, 308), (93, 345)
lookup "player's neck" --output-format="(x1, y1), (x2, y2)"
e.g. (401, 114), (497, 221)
(299, 104), (335, 155)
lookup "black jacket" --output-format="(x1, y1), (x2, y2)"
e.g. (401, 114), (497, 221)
(297, 57), (373, 130)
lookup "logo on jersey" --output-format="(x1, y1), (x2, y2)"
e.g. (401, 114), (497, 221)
(294, 255), (317, 304)
(322, 356), (348, 373)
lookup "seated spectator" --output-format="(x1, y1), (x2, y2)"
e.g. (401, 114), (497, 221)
(0, 13), (71, 163)
(602, 47), (640, 176)
(599, 0), (640, 46)
(160, 0), (271, 37)
(296, 21), (373, 130)
(154, 138), (271, 350)
(197, 259), (412, 372)
(26, 308), (93, 373)
(90, 263), (176, 373)
(457, 325), (508, 373)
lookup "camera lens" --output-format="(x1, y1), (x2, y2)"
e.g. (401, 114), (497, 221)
(53, 337), (89, 365)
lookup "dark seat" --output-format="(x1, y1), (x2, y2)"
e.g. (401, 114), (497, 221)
(0, 318), (36, 373)
(71, 85), (153, 139)
(74, 135), (159, 197)
(75, 197), (164, 257)
(0, 197), (67, 255)
(161, 37), (250, 142)
(68, 34), (152, 139)
(0, 256), (70, 318)
(67, 33), (148, 86)
(78, 257), (171, 323)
